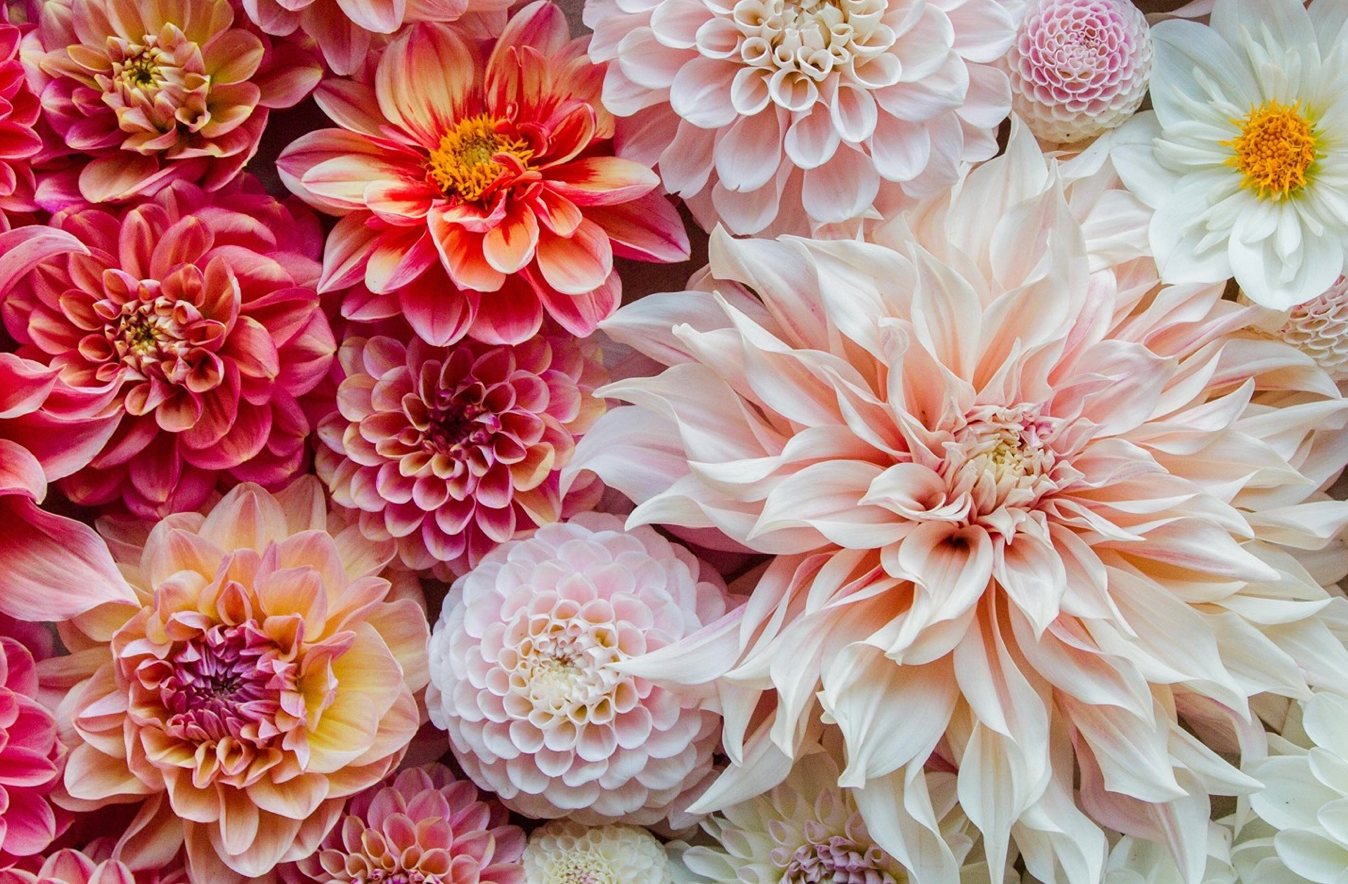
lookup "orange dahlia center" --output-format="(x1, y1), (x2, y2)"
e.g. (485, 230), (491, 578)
(427, 113), (533, 202)
(1224, 100), (1318, 200)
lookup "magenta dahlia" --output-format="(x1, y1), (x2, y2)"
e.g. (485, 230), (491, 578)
(0, 633), (65, 867)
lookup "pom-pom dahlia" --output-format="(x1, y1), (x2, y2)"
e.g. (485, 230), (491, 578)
(584, 0), (1020, 236)
(523, 821), (671, 884)
(0, 180), (337, 519)
(46, 479), (430, 884)
(427, 512), (730, 826)
(1245, 277), (1348, 384)
(316, 332), (607, 578)
(278, 1), (689, 346)
(0, 633), (65, 866)
(567, 122), (1348, 884)
(1003, 0), (1152, 145)
(286, 764), (525, 884)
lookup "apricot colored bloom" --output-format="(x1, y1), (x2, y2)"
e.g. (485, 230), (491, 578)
(568, 123), (1348, 884)
(0, 180), (336, 519)
(30, 0), (320, 206)
(278, 1), (689, 347)
(0, 631), (64, 866)
(45, 479), (429, 884)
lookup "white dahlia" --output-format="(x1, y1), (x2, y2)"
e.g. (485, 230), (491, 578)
(1100, 828), (1237, 884)
(523, 821), (672, 884)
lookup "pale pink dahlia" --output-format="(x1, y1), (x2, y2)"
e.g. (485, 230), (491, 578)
(278, 1), (689, 346)
(566, 123), (1348, 883)
(0, 632), (64, 866)
(1246, 277), (1348, 384)
(286, 764), (525, 884)
(584, 0), (1021, 236)
(47, 479), (430, 884)
(0, 180), (336, 519)
(316, 332), (607, 578)
(30, 0), (321, 206)
(1003, 0), (1152, 145)
(427, 512), (731, 827)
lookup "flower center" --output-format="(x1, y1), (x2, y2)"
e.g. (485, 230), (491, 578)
(1224, 100), (1318, 200)
(512, 608), (627, 723)
(427, 114), (533, 203)
(776, 835), (898, 884)
(101, 28), (210, 136)
(543, 853), (620, 884)
(731, 0), (890, 82)
(425, 399), (499, 454)
(945, 404), (1068, 525)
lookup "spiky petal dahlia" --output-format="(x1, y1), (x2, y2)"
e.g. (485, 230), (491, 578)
(286, 764), (525, 884)
(583, 0), (1019, 236)
(427, 513), (730, 826)
(316, 332), (606, 578)
(567, 122), (1348, 884)
(29, 0), (320, 206)
(523, 822), (671, 884)
(45, 479), (429, 884)
(0, 632), (65, 866)
(277, 1), (689, 347)
(0, 180), (336, 519)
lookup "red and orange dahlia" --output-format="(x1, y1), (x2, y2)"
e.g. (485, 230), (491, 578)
(278, 1), (688, 346)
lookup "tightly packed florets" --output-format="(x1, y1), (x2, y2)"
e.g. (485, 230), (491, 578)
(1271, 277), (1348, 382)
(522, 822), (671, 884)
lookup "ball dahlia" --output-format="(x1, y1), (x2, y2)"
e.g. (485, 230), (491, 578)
(0, 180), (337, 519)
(278, 1), (688, 347)
(1245, 276), (1348, 384)
(0, 632), (65, 866)
(567, 122), (1348, 883)
(427, 512), (730, 826)
(584, 0), (1020, 236)
(523, 822), (671, 884)
(46, 478), (430, 884)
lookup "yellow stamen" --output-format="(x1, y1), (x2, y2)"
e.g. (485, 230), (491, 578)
(1223, 99), (1318, 200)
(426, 114), (533, 203)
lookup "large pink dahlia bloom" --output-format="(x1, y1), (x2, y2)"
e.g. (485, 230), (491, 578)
(427, 512), (731, 828)
(0, 633), (65, 866)
(45, 479), (430, 884)
(278, 1), (689, 346)
(316, 331), (607, 578)
(584, 0), (1020, 236)
(30, 0), (321, 206)
(0, 180), (336, 519)
(567, 123), (1348, 883)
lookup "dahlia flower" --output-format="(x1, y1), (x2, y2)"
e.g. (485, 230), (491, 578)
(1099, 829), (1236, 884)
(0, 850), (141, 884)
(522, 822), (671, 884)
(1003, 0), (1152, 145)
(1244, 277), (1348, 383)
(0, 632), (64, 866)
(29, 0), (320, 206)
(584, 0), (1019, 236)
(316, 331), (606, 578)
(567, 122), (1348, 884)
(47, 479), (430, 884)
(1111, 0), (1348, 309)
(0, 180), (336, 519)
(278, 1), (688, 346)
(0, 5), (41, 225)
(427, 512), (729, 826)
(286, 764), (525, 884)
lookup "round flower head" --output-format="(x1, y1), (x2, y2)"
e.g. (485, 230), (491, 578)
(1003, 0), (1153, 145)
(286, 764), (525, 884)
(278, 1), (689, 347)
(567, 122), (1348, 884)
(0, 6), (42, 226)
(523, 822), (670, 884)
(0, 180), (337, 519)
(1245, 276), (1348, 383)
(47, 478), (430, 884)
(584, 0), (1020, 236)
(1111, 0), (1348, 308)
(0, 633), (64, 866)
(428, 512), (731, 826)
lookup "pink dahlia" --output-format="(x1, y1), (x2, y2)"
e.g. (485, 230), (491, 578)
(47, 479), (430, 884)
(0, 851), (135, 884)
(0, 6), (40, 226)
(584, 0), (1020, 236)
(29, 0), (320, 206)
(278, 1), (689, 346)
(0, 180), (336, 519)
(285, 764), (525, 884)
(0, 631), (64, 866)
(567, 123), (1348, 882)
(427, 512), (731, 827)
(315, 331), (607, 578)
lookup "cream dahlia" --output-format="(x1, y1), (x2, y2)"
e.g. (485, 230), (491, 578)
(427, 512), (730, 826)
(567, 122), (1348, 884)
(0, 180), (336, 519)
(0, 632), (65, 866)
(1098, 829), (1236, 884)
(584, 0), (1020, 236)
(522, 822), (670, 884)
(45, 479), (429, 884)
(1111, 0), (1348, 308)
(278, 1), (688, 346)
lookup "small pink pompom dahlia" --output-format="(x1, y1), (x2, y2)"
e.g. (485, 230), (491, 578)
(0, 634), (64, 866)
(278, 1), (689, 347)
(316, 332), (607, 578)
(285, 764), (525, 884)
(1251, 277), (1348, 383)
(0, 180), (336, 519)
(1003, 0), (1153, 144)
(29, 0), (321, 206)
(427, 512), (731, 827)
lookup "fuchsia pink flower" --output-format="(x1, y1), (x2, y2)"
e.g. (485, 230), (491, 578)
(0, 629), (65, 867)
(279, 1), (689, 347)
(0, 5), (41, 227)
